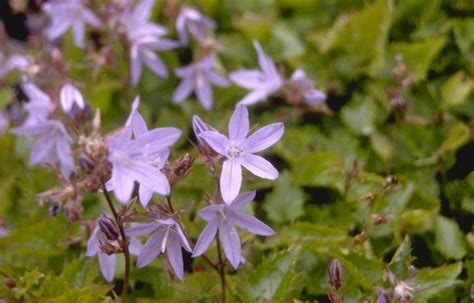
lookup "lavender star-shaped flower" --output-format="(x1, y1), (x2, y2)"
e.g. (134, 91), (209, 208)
(288, 69), (326, 105)
(86, 224), (142, 282)
(173, 55), (229, 110)
(12, 119), (74, 177)
(60, 83), (85, 114)
(198, 105), (284, 203)
(126, 217), (192, 280)
(42, 0), (101, 48)
(230, 41), (283, 106)
(175, 7), (216, 45)
(106, 98), (181, 204)
(21, 82), (55, 120)
(192, 191), (275, 269)
(119, 0), (179, 86)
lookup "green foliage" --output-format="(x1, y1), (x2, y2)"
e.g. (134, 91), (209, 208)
(1, 0), (474, 302)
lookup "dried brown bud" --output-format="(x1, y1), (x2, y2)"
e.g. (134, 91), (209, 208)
(371, 213), (390, 225)
(327, 290), (343, 303)
(4, 276), (16, 288)
(382, 175), (398, 190)
(173, 153), (194, 179)
(98, 214), (119, 241)
(354, 230), (368, 245)
(78, 153), (95, 173)
(328, 259), (344, 290)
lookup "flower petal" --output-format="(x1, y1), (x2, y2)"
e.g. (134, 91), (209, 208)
(198, 131), (229, 155)
(241, 154), (278, 180)
(219, 219), (241, 270)
(110, 165), (135, 203)
(228, 105), (249, 142)
(167, 233), (185, 280)
(126, 222), (157, 237)
(192, 220), (218, 257)
(197, 205), (221, 222)
(229, 70), (264, 89)
(228, 209), (275, 236)
(196, 75), (213, 110)
(137, 230), (165, 268)
(172, 76), (194, 103)
(243, 123), (284, 153)
(236, 88), (272, 106)
(220, 158), (242, 204)
(141, 48), (168, 78)
(98, 253), (116, 282)
(230, 191), (256, 209)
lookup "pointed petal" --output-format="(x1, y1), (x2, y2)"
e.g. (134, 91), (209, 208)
(197, 205), (221, 222)
(237, 89), (272, 106)
(167, 233), (185, 280)
(192, 115), (209, 141)
(137, 230), (165, 268)
(172, 76), (194, 103)
(192, 220), (218, 257)
(131, 111), (148, 136)
(86, 227), (100, 256)
(72, 22), (85, 48)
(228, 105), (249, 142)
(198, 131), (229, 155)
(130, 46), (143, 86)
(129, 237), (143, 256)
(196, 76), (213, 110)
(243, 123), (284, 153)
(206, 71), (230, 87)
(110, 165), (135, 203)
(175, 224), (192, 252)
(138, 185), (153, 207)
(228, 209), (275, 236)
(141, 48), (168, 78)
(220, 159), (242, 204)
(126, 222), (157, 237)
(229, 70), (263, 89)
(230, 191), (256, 209)
(98, 253), (116, 282)
(219, 220), (241, 270)
(241, 154), (278, 180)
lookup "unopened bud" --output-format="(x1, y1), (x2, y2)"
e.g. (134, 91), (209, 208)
(328, 259), (344, 290)
(383, 175), (398, 189)
(371, 213), (390, 225)
(78, 153), (95, 173)
(4, 277), (16, 288)
(98, 214), (119, 241)
(99, 240), (119, 255)
(173, 153), (194, 178)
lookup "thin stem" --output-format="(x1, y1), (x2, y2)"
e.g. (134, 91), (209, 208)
(216, 236), (226, 303)
(101, 181), (130, 303)
(202, 254), (219, 271)
(166, 195), (175, 213)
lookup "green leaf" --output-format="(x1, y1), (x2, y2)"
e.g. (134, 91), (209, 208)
(238, 246), (303, 302)
(291, 151), (345, 192)
(389, 36), (446, 81)
(434, 216), (467, 260)
(441, 71), (474, 109)
(437, 122), (470, 154)
(341, 95), (382, 135)
(263, 171), (305, 224)
(389, 236), (415, 279)
(269, 22), (305, 59)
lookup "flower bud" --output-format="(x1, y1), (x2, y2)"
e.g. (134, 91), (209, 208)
(393, 281), (414, 302)
(371, 213), (390, 225)
(98, 214), (119, 241)
(99, 240), (120, 255)
(4, 277), (16, 289)
(78, 153), (95, 173)
(328, 259), (344, 290)
(376, 288), (389, 303)
(173, 153), (194, 178)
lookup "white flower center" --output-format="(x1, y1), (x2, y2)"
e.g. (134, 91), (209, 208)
(227, 145), (242, 158)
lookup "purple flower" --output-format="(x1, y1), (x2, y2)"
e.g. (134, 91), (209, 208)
(86, 223), (142, 282)
(192, 115), (210, 147)
(192, 191), (274, 269)
(0, 54), (29, 78)
(119, 0), (179, 86)
(60, 83), (85, 114)
(21, 82), (55, 120)
(175, 7), (216, 45)
(198, 105), (284, 203)
(42, 0), (101, 48)
(230, 41), (283, 106)
(289, 69), (326, 105)
(173, 55), (229, 110)
(12, 119), (74, 177)
(106, 98), (181, 204)
(126, 217), (192, 280)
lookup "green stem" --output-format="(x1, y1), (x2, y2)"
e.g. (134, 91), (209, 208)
(101, 181), (130, 303)
(216, 235), (226, 303)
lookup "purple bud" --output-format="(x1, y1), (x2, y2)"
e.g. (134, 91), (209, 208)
(98, 214), (119, 241)
(173, 153), (194, 179)
(376, 288), (389, 303)
(78, 153), (95, 173)
(328, 259), (344, 289)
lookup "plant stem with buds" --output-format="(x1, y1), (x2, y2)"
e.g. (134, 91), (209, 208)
(101, 181), (130, 303)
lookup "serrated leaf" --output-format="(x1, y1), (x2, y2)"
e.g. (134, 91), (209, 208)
(434, 216), (467, 259)
(263, 171), (305, 224)
(389, 236), (414, 279)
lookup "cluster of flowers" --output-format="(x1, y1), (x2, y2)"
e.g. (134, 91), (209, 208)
(0, 0), (325, 286)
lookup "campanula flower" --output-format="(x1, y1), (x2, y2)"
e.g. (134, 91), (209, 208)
(173, 55), (229, 110)
(175, 7), (216, 45)
(192, 191), (274, 269)
(119, 0), (179, 86)
(288, 69), (326, 105)
(198, 105), (284, 203)
(126, 217), (192, 280)
(42, 0), (101, 48)
(106, 98), (181, 204)
(230, 41), (283, 106)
